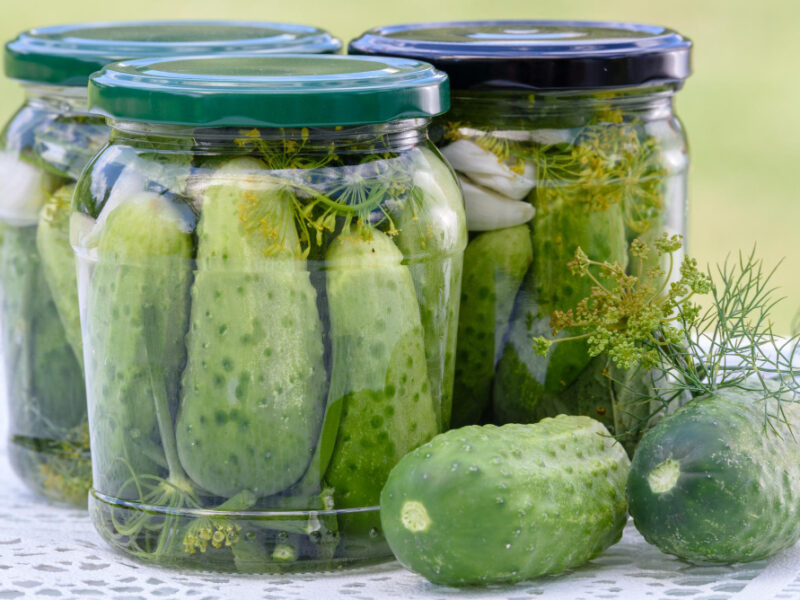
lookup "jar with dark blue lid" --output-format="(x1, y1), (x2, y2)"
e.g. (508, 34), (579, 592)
(351, 21), (692, 444)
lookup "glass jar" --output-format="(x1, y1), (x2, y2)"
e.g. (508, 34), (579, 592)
(351, 21), (691, 445)
(0, 22), (341, 507)
(73, 54), (464, 572)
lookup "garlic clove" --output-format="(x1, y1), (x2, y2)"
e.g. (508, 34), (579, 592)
(461, 178), (535, 232)
(0, 151), (51, 225)
(441, 139), (536, 200)
(467, 168), (536, 201)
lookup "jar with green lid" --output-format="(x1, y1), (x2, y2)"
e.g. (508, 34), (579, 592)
(0, 21), (341, 507)
(73, 53), (464, 571)
(351, 21), (691, 445)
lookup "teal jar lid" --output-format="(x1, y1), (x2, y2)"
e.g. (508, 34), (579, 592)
(5, 21), (341, 86)
(88, 54), (449, 127)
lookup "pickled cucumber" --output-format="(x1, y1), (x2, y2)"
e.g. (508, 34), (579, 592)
(0, 223), (84, 437)
(177, 157), (326, 499)
(395, 147), (466, 429)
(494, 191), (628, 422)
(324, 226), (438, 540)
(85, 192), (193, 493)
(36, 184), (83, 366)
(451, 225), (532, 426)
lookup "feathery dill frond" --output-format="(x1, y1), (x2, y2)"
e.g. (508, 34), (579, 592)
(233, 129), (414, 255)
(534, 237), (800, 432)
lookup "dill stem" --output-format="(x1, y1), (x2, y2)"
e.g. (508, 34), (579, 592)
(141, 305), (193, 491)
(149, 362), (192, 490)
(583, 262), (613, 295)
(551, 333), (592, 345)
(651, 251), (674, 302)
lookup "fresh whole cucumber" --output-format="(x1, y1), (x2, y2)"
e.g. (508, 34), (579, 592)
(627, 387), (800, 563)
(177, 157), (326, 499)
(380, 416), (630, 586)
(324, 225), (438, 542)
(451, 225), (532, 426)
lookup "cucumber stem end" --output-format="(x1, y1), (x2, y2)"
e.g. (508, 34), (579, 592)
(401, 500), (432, 533)
(647, 458), (681, 494)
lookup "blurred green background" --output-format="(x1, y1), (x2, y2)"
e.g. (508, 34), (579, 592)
(2, 0), (797, 332)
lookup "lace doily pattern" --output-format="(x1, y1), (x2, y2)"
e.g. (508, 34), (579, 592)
(2, 435), (799, 600)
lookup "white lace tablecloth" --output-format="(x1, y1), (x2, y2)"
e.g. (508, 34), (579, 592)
(3, 394), (800, 600)
(1, 435), (800, 600)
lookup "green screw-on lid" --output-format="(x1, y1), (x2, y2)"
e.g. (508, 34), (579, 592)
(88, 54), (449, 127)
(5, 21), (341, 86)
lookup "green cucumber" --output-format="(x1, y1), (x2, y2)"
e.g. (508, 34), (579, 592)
(395, 147), (466, 430)
(380, 416), (630, 586)
(85, 192), (193, 494)
(177, 157), (326, 499)
(627, 387), (800, 563)
(324, 226), (438, 540)
(36, 184), (83, 367)
(1, 223), (85, 436)
(451, 225), (532, 426)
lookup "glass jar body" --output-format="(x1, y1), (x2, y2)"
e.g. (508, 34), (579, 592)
(433, 86), (688, 442)
(0, 85), (108, 505)
(72, 120), (466, 571)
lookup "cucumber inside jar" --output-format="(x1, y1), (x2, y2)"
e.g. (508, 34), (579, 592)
(434, 91), (687, 445)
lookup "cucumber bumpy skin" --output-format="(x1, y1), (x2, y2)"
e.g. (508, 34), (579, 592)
(324, 226), (438, 541)
(36, 184), (83, 367)
(627, 388), (800, 563)
(395, 147), (466, 430)
(380, 416), (630, 586)
(84, 192), (193, 495)
(177, 157), (326, 499)
(451, 225), (532, 426)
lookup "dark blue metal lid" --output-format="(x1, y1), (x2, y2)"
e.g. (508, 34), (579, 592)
(349, 20), (692, 90)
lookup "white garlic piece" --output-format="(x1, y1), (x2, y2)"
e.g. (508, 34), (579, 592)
(460, 177), (535, 231)
(0, 151), (50, 225)
(441, 140), (536, 200)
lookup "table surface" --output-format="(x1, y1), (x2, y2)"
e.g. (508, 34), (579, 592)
(2, 433), (800, 600)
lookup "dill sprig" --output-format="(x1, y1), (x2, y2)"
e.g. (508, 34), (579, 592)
(533, 237), (800, 432)
(533, 234), (711, 369)
(444, 108), (666, 217)
(38, 421), (92, 505)
(233, 129), (414, 255)
(233, 127), (339, 171)
(679, 249), (800, 431)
